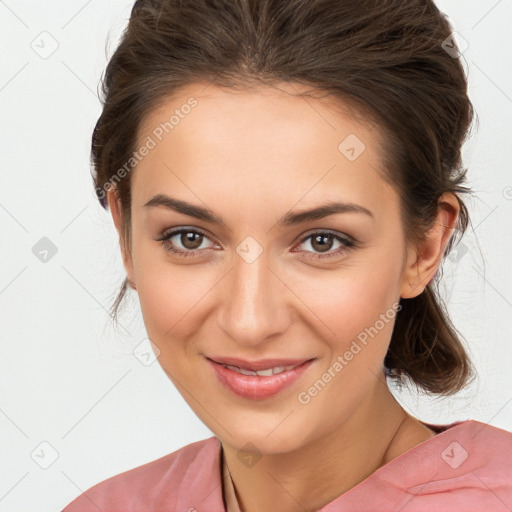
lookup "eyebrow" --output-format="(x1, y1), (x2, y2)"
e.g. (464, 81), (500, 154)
(143, 194), (374, 228)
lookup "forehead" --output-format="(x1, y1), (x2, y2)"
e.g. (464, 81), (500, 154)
(132, 82), (397, 221)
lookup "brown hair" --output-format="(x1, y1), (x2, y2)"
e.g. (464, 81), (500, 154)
(92, 0), (475, 395)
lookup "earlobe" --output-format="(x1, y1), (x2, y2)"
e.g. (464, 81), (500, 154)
(106, 187), (136, 290)
(400, 193), (459, 299)
(400, 244), (426, 299)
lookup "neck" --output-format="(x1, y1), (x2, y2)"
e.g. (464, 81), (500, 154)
(221, 376), (433, 512)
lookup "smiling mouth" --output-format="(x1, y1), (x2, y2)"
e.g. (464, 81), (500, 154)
(205, 357), (316, 400)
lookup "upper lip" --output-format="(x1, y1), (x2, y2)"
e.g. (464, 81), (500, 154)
(206, 356), (314, 371)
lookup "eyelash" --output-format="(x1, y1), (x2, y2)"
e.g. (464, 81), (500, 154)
(156, 227), (357, 261)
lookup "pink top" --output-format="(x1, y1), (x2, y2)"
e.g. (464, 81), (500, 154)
(62, 419), (512, 511)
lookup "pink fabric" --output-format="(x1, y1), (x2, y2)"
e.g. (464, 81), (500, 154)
(62, 419), (512, 511)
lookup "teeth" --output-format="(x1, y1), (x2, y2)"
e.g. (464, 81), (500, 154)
(226, 364), (257, 376)
(256, 368), (274, 376)
(222, 363), (296, 376)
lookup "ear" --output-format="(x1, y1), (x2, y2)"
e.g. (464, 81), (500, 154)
(400, 193), (459, 299)
(106, 187), (137, 291)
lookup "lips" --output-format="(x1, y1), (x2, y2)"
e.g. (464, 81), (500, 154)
(206, 356), (316, 400)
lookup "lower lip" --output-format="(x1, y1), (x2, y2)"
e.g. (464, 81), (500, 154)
(206, 358), (315, 400)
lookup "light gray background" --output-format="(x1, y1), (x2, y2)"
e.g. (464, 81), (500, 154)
(1, 1), (511, 510)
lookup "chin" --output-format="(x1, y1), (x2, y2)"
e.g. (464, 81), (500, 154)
(218, 421), (313, 456)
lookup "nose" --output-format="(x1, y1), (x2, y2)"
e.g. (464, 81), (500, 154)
(216, 248), (292, 347)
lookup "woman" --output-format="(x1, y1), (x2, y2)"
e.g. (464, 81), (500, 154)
(62, 0), (512, 510)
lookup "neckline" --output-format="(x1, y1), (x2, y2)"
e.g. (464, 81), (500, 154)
(220, 419), (472, 511)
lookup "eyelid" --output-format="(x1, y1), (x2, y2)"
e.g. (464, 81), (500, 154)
(160, 226), (213, 241)
(295, 228), (356, 246)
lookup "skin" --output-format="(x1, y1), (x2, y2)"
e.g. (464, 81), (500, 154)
(106, 81), (458, 512)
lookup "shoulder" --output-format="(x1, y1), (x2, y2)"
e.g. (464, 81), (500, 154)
(61, 436), (222, 512)
(389, 420), (512, 510)
(448, 419), (512, 481)
(424, 418), (512, 474)
(324, 420), (512, 512)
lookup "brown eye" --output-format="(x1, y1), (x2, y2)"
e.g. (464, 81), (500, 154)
(310, 234), (335, 253)
(294, 231), (357, 260)
(157, 227), (216, 257)
(180, 231), (203, 250)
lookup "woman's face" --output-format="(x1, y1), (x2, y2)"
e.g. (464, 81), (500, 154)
(114, 82), (413, 453)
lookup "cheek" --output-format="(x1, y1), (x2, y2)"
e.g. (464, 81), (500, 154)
(132, 238), (229, 383)
(291, 268), (402, 433)
(294, 256), (403, 350)
(288, 245), (404, 397)
(131, 241), (200, 342)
